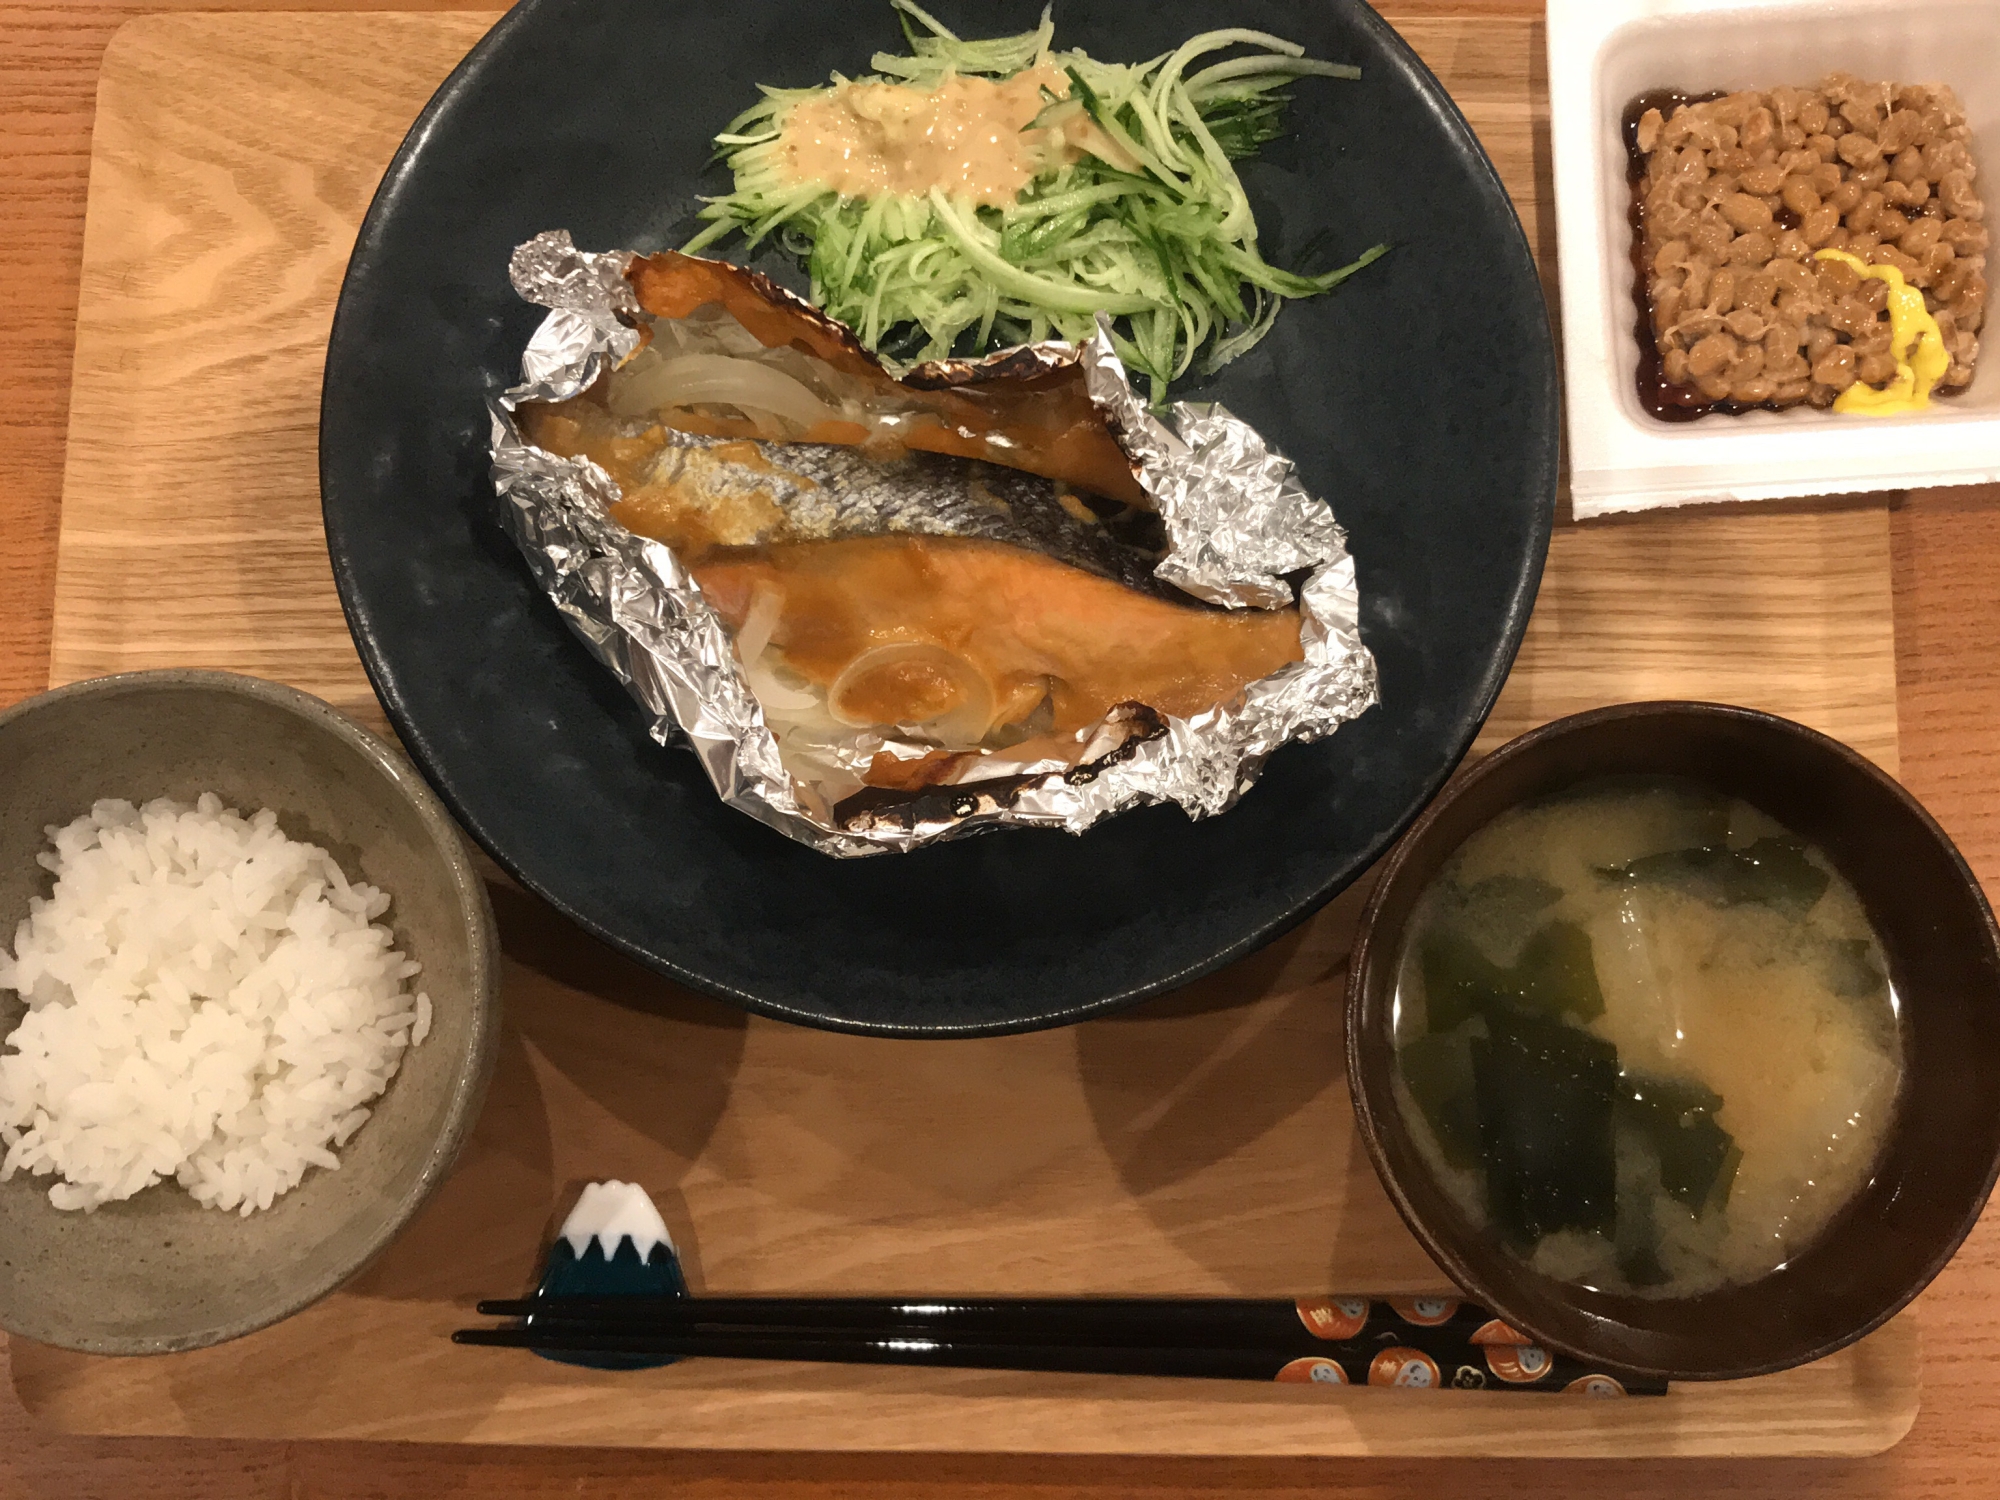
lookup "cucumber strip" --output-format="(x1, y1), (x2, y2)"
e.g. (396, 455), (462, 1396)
(683, 5), (1382, 399)
(926, 191), (1156, 315)
(1185, 55), (1362, 95)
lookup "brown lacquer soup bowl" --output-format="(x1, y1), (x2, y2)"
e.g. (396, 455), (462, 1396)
(1346, 701), (2000, 1381)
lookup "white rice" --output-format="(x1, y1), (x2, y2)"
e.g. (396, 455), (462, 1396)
(0, 795), (429, 1215)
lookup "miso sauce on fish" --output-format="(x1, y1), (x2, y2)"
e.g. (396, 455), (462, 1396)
(693, 535), (1303, 791)
(1391, 777), (1902, 1298)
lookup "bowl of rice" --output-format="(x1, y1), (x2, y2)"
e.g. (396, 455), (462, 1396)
(0, 670), (500, 1353)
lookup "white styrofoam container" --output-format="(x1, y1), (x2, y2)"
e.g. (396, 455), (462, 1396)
(1547, 0), (2000, 517)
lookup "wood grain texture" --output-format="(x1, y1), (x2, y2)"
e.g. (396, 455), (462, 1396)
(0, 0), (493, 720)
(1, 2), (1996, 1495)
(8, 880), (1920, 1456)
(14, 8), (1913, 1461)
(1475, 500), (1897, 768)
(45, 10), (497, 726)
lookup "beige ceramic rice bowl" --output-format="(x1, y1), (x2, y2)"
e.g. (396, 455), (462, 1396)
(0, 671), (499, 1354)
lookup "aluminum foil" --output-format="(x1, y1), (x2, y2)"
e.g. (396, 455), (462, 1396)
(489, 230), (1378, 856)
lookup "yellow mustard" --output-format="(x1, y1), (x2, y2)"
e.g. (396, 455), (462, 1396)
(1813, 248), (1950, 415)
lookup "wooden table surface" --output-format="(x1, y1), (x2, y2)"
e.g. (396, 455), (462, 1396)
(4, 1), (1999, 1495)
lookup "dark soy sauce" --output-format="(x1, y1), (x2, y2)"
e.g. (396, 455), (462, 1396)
(1624, 89), (1731, 422)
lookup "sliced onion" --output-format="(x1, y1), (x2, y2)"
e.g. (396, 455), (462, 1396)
(731, 584), (784, 669)
(745, 656), (822, 717)
(608, 351), (841, 433)
(827, 643), (994, 746)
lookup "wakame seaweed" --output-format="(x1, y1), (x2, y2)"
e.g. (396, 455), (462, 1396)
(1413, 914), (1738, 1255)
(1396, 1032), (1479, 1170)
(1617, 1073), (1740, 1215)
(1472, 1008), (1619, 1248)
(1613, 1186), (1671, 1288)
(1601, 836), (1831, 914)
(1394, 777), (1902, 1297)
(1456, 873), (1563, 930)
(1421, 920), (1605, 1033)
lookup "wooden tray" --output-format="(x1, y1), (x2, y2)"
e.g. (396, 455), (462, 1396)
(14, 10), (1916, 1458)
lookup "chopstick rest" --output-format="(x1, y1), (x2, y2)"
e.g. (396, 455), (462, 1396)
(525, 1181), (689, 1370)
(471, 1182), (1663, 1394)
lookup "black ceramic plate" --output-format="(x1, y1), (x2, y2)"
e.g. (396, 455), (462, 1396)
(320, 0), (1556, 1036)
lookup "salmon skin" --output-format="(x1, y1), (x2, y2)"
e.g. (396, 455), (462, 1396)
(519, 400), (1171, 597)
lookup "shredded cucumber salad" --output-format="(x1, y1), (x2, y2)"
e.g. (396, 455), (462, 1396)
(682, 1), (1387, 401)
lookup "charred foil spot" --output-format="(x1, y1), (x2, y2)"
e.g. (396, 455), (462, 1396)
(832, 708), (1169, 836)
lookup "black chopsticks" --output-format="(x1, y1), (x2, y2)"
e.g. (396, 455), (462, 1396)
(455, 1294), (1666, 1394)
(459, 1325), (1376, 1380)
(473, 1295), (1342, 1344)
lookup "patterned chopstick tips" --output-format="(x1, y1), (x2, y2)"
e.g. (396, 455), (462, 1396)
(529, 1181), (689, 1370)
(1282, 1297), (1665, 1394)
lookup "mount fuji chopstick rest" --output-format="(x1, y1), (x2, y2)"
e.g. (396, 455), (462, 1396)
(461, 1184), (1664, 1393)
(522, 1181), (689, 1371)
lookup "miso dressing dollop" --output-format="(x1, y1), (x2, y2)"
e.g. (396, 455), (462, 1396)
(1390, 777), (1903, 1298)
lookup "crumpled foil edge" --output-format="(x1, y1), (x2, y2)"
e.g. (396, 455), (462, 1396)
(489, 230), (1378, 856)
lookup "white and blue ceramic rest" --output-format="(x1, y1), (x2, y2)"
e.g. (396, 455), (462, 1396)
(527, 1181), (688, 1370)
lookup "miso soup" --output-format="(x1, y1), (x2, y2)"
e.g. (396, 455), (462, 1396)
(1391, 776), (1902, 1298)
